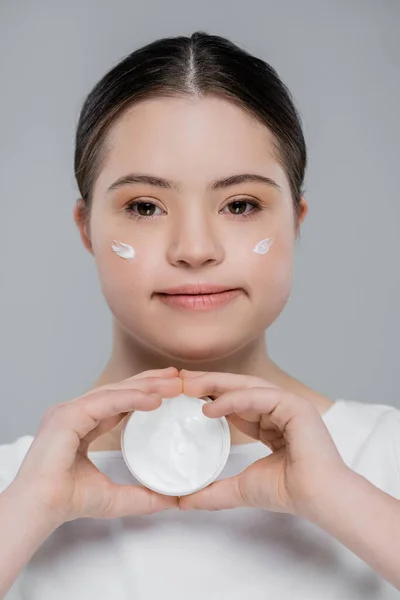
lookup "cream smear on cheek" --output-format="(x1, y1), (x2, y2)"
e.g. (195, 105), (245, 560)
(111, 240), (135, 259)
(252, 237), (275, 255)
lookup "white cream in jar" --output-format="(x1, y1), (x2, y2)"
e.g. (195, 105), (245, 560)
(121, 394), (231, 496)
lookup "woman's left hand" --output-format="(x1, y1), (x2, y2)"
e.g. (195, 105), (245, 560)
(178, 370), (351, 518)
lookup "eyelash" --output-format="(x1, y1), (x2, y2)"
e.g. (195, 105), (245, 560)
(123, 198), (264, 221)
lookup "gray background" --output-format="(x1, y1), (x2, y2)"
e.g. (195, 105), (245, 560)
(0, 0), (399, 444)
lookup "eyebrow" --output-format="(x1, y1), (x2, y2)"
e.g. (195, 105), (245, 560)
(106, 172), (282, 194)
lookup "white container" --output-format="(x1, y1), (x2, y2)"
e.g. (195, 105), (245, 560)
(121, 393), (231, 496)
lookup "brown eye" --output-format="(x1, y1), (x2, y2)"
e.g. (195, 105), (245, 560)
(136, 202), (157, 216)
(228, 200), (249, 215)
(223, 198), (262, 217)
(221, 197), (264, 220)
(124, 201), (164, 219)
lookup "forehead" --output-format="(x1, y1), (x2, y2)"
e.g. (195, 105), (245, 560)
(94, 95), (288, 196)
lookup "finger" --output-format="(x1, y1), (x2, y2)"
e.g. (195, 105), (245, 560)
(179, 369), (207, 379)
(227, 413), (282, 443)
(206, 387), (318, 446)
(182, 371), (278, 400)
(134, 367), (179, 380)
(53, 378), (183, 440)
(204, 387), (282, 419)
(95, 482), (178, 519)
(111, 484), (178, 517)
(34, 378), (183, 468)
(115, 368), (179, 390)
(84, 374), (182, 397)
(179, 475), (246, 511)
(265, 435), (286, 450)
(227, 413), (260, 438)
(89, 367), (179, 394)
(79, 374), (181, 446)
(81, 413), (129, 446)
(202, 388), (273, 431)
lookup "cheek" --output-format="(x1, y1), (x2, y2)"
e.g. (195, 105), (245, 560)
(249, 237), (294, 311)
(92, 222), (159, 284)
(93, 239), (155, 317)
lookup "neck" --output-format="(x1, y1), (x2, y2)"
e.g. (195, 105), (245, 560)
(96, 320), (275, 384)
(86, 320), (333, 451)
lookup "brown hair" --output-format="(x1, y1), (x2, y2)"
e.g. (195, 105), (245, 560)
(74, 31), (307, 221)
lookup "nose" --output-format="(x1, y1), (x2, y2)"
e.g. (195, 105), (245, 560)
(166, 212), (224, 269)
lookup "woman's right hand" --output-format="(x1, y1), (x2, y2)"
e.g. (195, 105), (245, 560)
(4, 367), (183, 527)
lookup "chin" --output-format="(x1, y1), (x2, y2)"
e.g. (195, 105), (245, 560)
(148, 333), (245, 365)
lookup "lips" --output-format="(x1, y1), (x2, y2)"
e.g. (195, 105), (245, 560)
(154, 287), (242, 311)
(156, 284), (236, 296)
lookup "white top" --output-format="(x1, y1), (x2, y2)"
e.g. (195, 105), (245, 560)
(1, 398), (400, 599)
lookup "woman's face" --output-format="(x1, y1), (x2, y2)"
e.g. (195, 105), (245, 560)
(76, 95), (307, 361)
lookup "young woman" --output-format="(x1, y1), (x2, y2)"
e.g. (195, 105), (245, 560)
(1, 31), (400, 599)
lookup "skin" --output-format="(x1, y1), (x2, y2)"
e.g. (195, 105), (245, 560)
(73, 94), (334, 450)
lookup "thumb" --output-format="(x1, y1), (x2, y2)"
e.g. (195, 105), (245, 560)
(179, 369), (208, 379)
(178, 475), (247, 511)
(104, 483), (179, 518)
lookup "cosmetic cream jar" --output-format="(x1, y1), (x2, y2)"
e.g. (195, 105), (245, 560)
(121, 393), (231, 496)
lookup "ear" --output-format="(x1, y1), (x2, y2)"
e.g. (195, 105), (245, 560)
(73, 198), (93, 255)
(295, 195), (308, 234)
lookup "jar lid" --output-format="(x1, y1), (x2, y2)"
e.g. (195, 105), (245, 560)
(121, 393), (231, 496)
